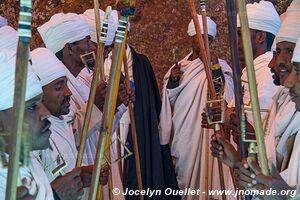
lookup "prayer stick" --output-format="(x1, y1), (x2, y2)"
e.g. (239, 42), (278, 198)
(76, 7), (111, 167)
(123, 45), (145, 200)
(5, 0), (32, 199)
(236, 0), (269, 175)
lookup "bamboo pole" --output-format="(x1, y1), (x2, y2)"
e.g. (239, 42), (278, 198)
(88, 15), (130, 200)
(5, 1), (31, 199)
(123, 46), (144, 200)
(76, 7), (111, 167)
(236, 0), (269, 175)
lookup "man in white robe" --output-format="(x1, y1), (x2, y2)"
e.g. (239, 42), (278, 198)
(37, 13), (128, 165)
(31, 47), (111, 200)
(264, 1), (300, 175)
(228, 0), (280, 127)
(0, 49), (54, 200)
(159, 14), (234, 200)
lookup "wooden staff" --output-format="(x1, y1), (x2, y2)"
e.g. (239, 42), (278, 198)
(88, 11), (132, 200)
(123, 45), (144, 200)
(188, 1), (226, 199)
(5, 0), (32, 199)
(236, 0), (269, 175)
(76, 7), (111, 167)
(199, 0), (211, 63)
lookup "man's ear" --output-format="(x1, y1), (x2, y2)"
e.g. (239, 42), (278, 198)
(63, 43), (74, 56)
(256, 31), (267, 45)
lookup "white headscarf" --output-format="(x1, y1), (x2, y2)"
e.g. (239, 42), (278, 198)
(276, 3), (300, 44)
(83, 8), (118, 46)
(237, 0), (280, 36)
(292, 38), (300, 63)
(0, 49), (42, 111)
(31, 48), (67, 87)
(0, 26), (18, 51)
(37, 13), (90, 54)
(0, 16), (7, 27)
(187, 14), (217, 38)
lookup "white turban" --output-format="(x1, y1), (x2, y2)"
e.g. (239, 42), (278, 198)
(187, 14), (217, 38)
(37, 13), (90, 54)
(276, 5), (300, 44)
(0, 26), (18, 51)
(292, 38), (300, 63)
(31, 48), (67, 87)
(0, 16), (7, 27)
(83, 9), (119, 46)
(237, 1), (280, 36)
(0, 49), (42, 111)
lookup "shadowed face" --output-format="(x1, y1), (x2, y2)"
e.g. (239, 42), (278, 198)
(0, 94), (52, 151)
(42, 76), (72, 117)
(284, 61), (300, 111)
(275, 41), (295, 85)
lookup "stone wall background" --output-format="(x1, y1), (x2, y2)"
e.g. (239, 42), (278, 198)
(0, 0), (292, 90)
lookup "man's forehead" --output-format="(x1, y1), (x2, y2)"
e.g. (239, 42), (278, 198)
(276, 41), (296, 48)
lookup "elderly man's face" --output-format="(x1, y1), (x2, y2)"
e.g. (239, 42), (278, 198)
(275, 41), (295, 85)
(0, 94), (52, 151)
(42, 77), (72, 117)
(284, 62), (300, 111)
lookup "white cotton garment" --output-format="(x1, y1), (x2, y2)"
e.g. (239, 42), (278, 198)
(0, 26), (18, 51)
(0, 16), (7, 27)
(229, 51), (278, 126)
(38, 13), (90, 54)
(187, 14), (217, 38)
(83, 8), (119, 46)
(276, 1), (300, 44)
(237, 0), (280, 36)
(159, 52), (234, 200)
(31, 48), (67, 87)
(0, 49), (42, 111)
(292, 38), (300, 63)
(0, 154), (54, 200)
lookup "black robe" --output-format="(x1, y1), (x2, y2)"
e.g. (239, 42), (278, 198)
(123, 48), (180, 200)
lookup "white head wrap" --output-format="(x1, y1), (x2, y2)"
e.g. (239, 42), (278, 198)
(0, 16), (7, 27)
(276, 3), (300, 44)
(31, 48), (67, 87)
(83, 9), (119, 46)
(0, 49), (42, 111)
(237, 1), (280, 36)
(0, 26), (18, 51)
(292, 38), (300, 63)
(37, 13), (90, 54)
(187, 14), (217, 38)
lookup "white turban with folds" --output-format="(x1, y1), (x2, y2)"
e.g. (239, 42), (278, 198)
(0, 49), (42, 111)
(0, 26), (18, 51)
(31, 48), (67, 87)
(292, 38), (300, 63)
(83, 9), (119, 46)
(37, 13), (90, 54)
(0, 16), (7, 27)
(187, 14), (217, 38)
(237, 1), (280, 36)
(276, 3), (300, 44)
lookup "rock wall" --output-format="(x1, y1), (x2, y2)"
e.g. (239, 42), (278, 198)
(0, 0), (292, 90)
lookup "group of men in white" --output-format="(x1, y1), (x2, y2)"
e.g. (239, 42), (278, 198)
(0, 0), (300, 200)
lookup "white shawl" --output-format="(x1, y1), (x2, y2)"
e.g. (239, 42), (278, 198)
(159, 53), (234, 200)
(0, 154), (54, 200)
